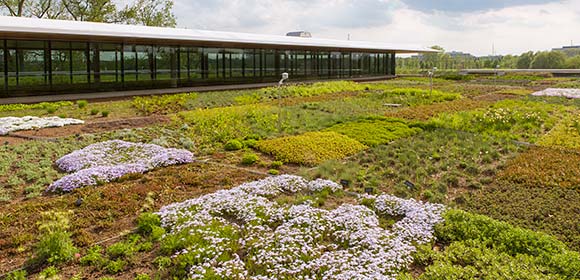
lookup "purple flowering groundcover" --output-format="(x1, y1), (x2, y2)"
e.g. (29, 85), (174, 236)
(48, 140), (194, 192)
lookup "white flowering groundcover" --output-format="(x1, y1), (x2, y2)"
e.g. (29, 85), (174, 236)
(531, 88), (580, 99)
(0, 116), (84, 135)
(47, 140), (194, 192)
(157, 175), (445, 279)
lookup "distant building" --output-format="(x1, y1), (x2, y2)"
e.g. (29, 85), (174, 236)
(552, 45), (580, 52)
(552, 45), (580, 57)
(286, 31), (312, 38)
(447, 51), (475, 59)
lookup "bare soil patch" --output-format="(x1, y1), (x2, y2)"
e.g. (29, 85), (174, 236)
(7, 116), (170, 140)
(0, 162), (264, 274)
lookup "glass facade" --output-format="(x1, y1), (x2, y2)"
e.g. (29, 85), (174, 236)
(0, 38), (396, 97)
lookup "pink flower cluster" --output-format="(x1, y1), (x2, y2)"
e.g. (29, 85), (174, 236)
(47, 140), (194, 192)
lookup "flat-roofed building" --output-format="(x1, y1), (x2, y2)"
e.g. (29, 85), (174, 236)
(0, 16), (435, 98)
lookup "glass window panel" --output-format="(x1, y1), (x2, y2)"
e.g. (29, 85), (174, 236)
(0, 46), (4, 90)
(263, 49), (275, 77)
(71, 42), (89, 84)
(351, 53), (362, 77)
(243, 49), (255, 77)
(155, 46), (176, 81)
(205, 48), (221, 79)
(189, 48), (202, 79)
(95, 43), (120, 83)
(330, 52), (341, 77)
(8, 40), (47, 87)
(296, 52), (305, 76)
(51, 49), (70, 84)
(228, 49), (244, 78)
(319, 52), (329, 76)
(361, 53), (370, 75)
(123, 45), (137, 82)
(342, 53), (351, 77)
(136, 45), (153, 81)
(179, 47), (188, 80)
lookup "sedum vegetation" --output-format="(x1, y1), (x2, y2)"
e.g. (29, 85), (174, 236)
(2, 79), (580, 279)
(256, 131), (367, 165)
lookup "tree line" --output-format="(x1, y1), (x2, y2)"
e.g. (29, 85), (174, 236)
(397, 46), (580, 72)
(0, 0), (176, 27)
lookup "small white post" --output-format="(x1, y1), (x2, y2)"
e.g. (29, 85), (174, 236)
(278, 72), (289, 132)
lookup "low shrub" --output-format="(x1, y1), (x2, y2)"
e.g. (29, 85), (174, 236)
(33, 211), (78, 265)
(132, 93), (197, 115)
(134, 274), (151, 280)
(46, 106), (57, 114)
(241, 152), (259, 165)
(420, 209), (580, 279)
(101, 110), (110, 117)
(242, 139), (258, 148)
(268, 169), (280, 175)
(76, 100), (88, 109)
(256, 131), (367, 165)
(224, 139), (243, 151)
(137, 212), (165, 241)
(39, 266), (59, 279)
(269, 160), (283, 169)
(4, 270), (27, 280)
(105, 259), (127, 274)
(326, 117), (421, 146)
(90, 108), (99, 115)
(0, 101), (73, 113)
(80, 245), (106, 267)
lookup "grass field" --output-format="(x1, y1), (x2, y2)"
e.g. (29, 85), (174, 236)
(1, 76), (580, 279)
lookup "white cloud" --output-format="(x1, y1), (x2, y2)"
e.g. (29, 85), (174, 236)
(173, 0), (580, 56)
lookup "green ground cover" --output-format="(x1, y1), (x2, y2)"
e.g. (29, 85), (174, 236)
(538, 115), (580, 150)
(430, 99), (571, 142)
(464, 146), (580, 250)
(412, 209), (580, 279)
(306, 128), (523, 202)
(326, 117), (421, 146)
(256, 131), (367, 165)
(3, 76), (580, 279)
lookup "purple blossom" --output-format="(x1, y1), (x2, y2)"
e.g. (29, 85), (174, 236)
(156, 175), (445, 279)
(47, 164), (149, 192)
(48, 140), (194, 192)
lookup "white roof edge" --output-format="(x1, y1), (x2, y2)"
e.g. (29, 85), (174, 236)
(0, 16), (436, 53)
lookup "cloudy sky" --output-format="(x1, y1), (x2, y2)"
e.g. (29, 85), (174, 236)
(171, 0), (580, 56)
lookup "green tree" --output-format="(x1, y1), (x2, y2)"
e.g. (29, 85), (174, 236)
(500, 55), (518, 69)
(565, 55), (580, 69)
(0, 0), (176, 27)
(530, 51), (567, 69)
(119, 0), (176, 27)
(421, 45), (444, 69)
(62, 0), (117, 22)
(0, 0), (28, 16)
(516, 51), (535, 69)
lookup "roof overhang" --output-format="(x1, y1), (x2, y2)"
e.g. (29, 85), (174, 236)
(0, 16), (438, 54)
